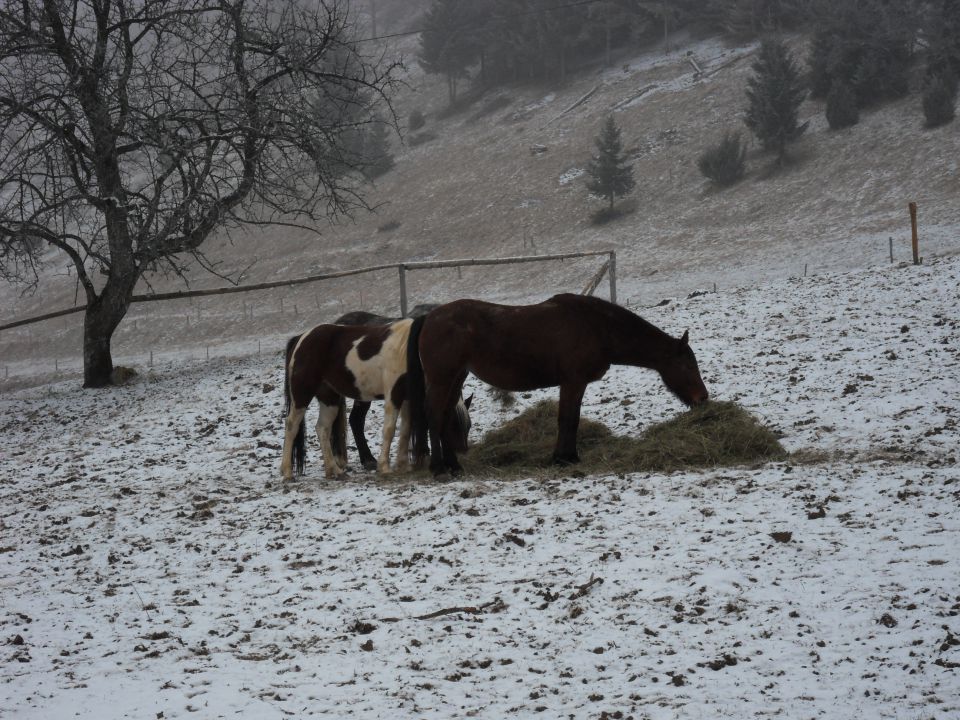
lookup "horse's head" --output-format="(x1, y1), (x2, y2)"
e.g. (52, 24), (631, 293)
(658, 330), (709, 407)
(449, 393), (474, 452)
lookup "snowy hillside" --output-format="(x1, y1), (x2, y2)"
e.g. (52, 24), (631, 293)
(2, 32), (958, 376)
(2, 256), (958, 718)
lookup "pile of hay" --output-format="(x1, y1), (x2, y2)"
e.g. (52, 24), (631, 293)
(468, 399), (786, 477)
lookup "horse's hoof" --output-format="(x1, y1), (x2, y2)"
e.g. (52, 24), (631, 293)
(362, 459), (378, 471)
(552, 453), (580, 466)
(433, 472), (451, 482)
(335, 471), (349, 481)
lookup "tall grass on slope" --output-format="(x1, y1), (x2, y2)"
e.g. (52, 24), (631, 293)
(468, 400), (786, 477)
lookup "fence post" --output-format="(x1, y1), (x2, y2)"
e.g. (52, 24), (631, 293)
(909, 202), (920, 265)
(398, 265), (408, 317)
(608, 251), (617, 304)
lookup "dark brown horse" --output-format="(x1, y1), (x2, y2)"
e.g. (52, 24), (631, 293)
(407, 293), (709, 478)
(332, 305), (462, 470)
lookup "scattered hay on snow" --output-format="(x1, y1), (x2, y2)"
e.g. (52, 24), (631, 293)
(468, 399), (786, 477)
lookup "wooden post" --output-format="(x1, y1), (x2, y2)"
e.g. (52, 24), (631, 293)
(608, 251), (617, 304)
(909, 202), (920, 265)
(398, 265), (408, 317)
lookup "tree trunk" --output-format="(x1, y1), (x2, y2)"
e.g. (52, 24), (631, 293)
(82, 286), (133, 388)
(81, 235), (138, 388)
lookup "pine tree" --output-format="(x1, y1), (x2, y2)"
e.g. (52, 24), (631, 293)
(744, 38), (806, 165)
(418, 0), (479, 104)
(585, 116), (636, 212)
(925, 0), (960, 94)
(361, 120), (395, 179)
(807, 1), (918, 108)
(825, 80), (859, 130)
(922, 73), (957, 128)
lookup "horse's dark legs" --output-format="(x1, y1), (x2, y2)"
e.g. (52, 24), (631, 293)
(348, 401), (377, 471)
(553, 382), (587, 465)
(427, 373), (467, 479)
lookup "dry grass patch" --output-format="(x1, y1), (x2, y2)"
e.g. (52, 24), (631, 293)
(466, 399), (786, 477)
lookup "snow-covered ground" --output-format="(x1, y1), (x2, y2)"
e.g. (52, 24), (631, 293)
(2, 255), (958, 718)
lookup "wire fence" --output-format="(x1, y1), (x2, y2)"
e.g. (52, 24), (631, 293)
(1, 250), (616, 384)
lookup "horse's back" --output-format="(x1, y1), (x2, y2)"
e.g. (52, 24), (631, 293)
(290, 320), (413, 401)
(335, 310), (393, 326)
(419, 297), (609, 390)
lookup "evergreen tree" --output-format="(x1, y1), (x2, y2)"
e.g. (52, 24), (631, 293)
(744, 38), (806, 165)
(925, 0), (960, 93)
(807, 0), (918, 107)
(586, 116), (636, 211)
(922, 73), (957, 128)
(418, 0), (479, 104)
(825, 80), (859, 129)
(361, 120), (395, 179)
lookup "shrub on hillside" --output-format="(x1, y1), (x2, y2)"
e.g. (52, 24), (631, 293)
(697, 131), (747, 186)
(408, 131), (437, 147)
(922, 73), (957, 127)
(826, 81), (859, 129)
(408, 109), (426, 131)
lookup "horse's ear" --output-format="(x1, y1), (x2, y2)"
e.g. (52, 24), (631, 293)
(680, 329), (689, 346)
(465, 393), (474, 409)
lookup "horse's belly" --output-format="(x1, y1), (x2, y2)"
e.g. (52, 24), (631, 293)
(471, 365), (559, 392)
(347, 365), (386, 401)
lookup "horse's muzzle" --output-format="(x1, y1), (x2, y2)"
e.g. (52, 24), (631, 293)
(689, 389), (709, 407)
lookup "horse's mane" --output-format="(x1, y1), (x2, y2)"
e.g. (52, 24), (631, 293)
(548, 293), (669, 341)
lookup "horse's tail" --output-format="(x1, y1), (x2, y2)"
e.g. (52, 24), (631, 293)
(330, 396), (348, 462)
(283, 334), (306, 475)
(406, 315), (429, 467)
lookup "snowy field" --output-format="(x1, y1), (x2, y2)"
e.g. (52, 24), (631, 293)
(2, 257), (959, 718)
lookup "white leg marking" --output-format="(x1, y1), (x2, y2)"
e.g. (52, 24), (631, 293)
(280, 406), (307, 480)
(316, 402), (345, 479)
(378, 401), (399, 474)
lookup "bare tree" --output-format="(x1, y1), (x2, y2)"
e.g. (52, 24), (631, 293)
(0, 0), (401, 387)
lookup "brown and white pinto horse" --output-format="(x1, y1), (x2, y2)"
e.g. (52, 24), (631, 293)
(281, 320), (415, 480)
(332, 305), (476, 471)
(407, 293), (709, 479)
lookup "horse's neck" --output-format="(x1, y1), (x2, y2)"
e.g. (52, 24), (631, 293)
(604, 312), (672, 370)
